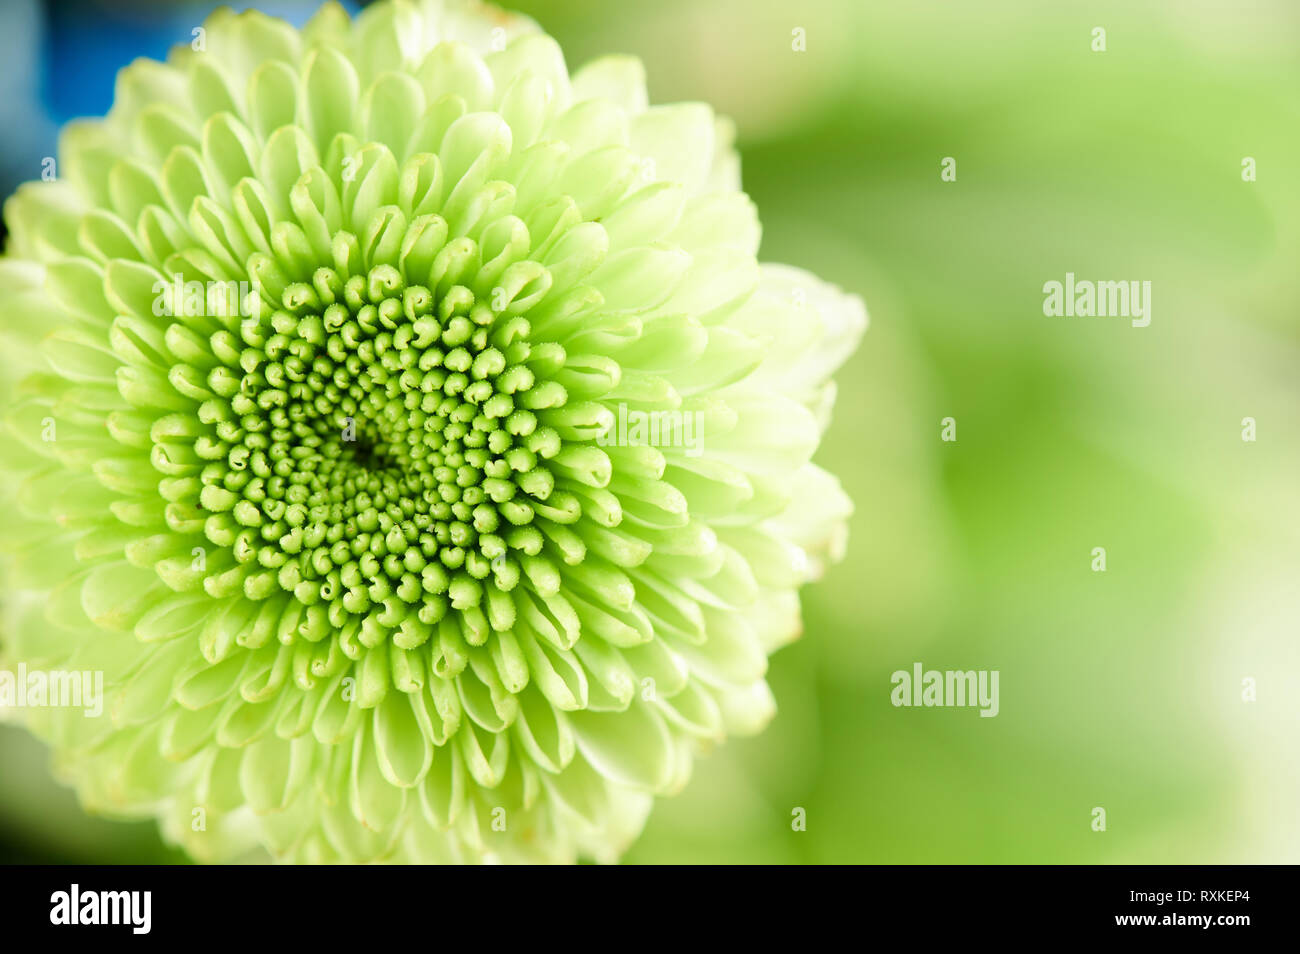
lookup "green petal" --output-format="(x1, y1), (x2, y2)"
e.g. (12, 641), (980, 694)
(569, 701), (674, 791)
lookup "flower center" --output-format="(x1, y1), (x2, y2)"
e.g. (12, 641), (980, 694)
(185, 261), (570, 644)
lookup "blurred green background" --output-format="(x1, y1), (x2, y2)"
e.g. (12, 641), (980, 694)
(2, 0), (1298, 863)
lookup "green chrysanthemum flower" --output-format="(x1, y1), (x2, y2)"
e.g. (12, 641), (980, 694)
(0, 0), (864, 863)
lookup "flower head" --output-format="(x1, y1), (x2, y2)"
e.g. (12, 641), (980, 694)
(0, 0), (864, 863)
